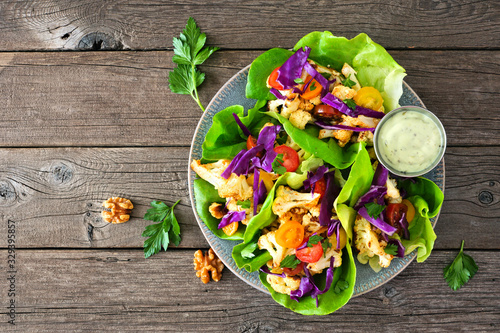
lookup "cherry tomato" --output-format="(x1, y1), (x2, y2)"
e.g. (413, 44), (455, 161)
(300, 76), (321, 100)
(283, 262), (305, 276)
(313, 177), (327, 199)
(296, 241), (323, 263)
(402, 199), (416, 223)
(275, 221), (305, 248)
(246, 135), (258, 150)
(385, 203), (408, 227)
(268, 67), (284, 90)
(313, 104), (343, 120)
(273, 145), (300, 173)
(222, 222), (238, 236)
(353, 87), (384, 110)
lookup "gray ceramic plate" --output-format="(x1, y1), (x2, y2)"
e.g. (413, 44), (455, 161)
(188, 65), (445, 296)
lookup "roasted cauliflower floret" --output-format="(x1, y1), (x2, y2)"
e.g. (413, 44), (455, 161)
(385, 176), (401, 202)
(307, 246), (342, 275)
(208, 202), (226, 219)
(266, 274), (301, 295)
(354, 215), (393, 267)
(332, 85), (357, 101)
(281, 96), (301, 118)
(355, 131), (374, 145)
(190, 159), (230, 189)
(289, 110), (312, 130)
(258, 231), (291, 268)
(272, 186), (321, 217)
(341, 63), (361, 91)
(225, 198), (256, 225)
(268, 98), (286, 113)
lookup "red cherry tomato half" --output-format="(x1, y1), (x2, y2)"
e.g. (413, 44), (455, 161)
(385, 203), (408, 226)
(273, 145), (300, 173)
(313, 177), (327, 199)
(283, 262), (305, 277)
(295, 241), (323, 263)
(268, 67), (284, 90)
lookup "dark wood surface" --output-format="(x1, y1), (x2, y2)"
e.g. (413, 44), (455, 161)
(0, 1), (499, 332)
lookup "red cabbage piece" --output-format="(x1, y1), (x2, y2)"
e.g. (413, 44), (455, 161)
(315, 121), (375, 133)
(397, 211), (410, 239)
(319, 172), (341, 227)
(358, 206), (397, 235)
(270, 88), (286, 100)
(218, 210), (246, 229)
(221, 149), (248, 179)
(232, 113), (252, 137)
(290, 257), (335, 307)
(277, 47), (311, 89)
(354, 105), (386, 119)
(321, 92), (385, 119)
(388, 238), (405, 258)
(227, 145), (264, 177)
(354, 185), (387, 210)
(252, 169), (267, 216)
(328, 219), (341, 249)
(373, 163), (389, 187)
(303, 62), (335, 98)
(303, 165), (329, 193)
(257, 125), (281, 151)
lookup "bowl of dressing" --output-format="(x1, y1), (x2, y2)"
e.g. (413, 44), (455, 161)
(373, 106), (446, 177)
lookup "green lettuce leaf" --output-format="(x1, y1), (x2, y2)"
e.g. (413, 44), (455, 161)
(400, 177), (444, 218)
(259, 244), (356, 315)
(193, 178), (245, 240)
(294, 31), (406, 111)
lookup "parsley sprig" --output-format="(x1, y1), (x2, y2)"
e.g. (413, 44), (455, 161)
(341, 74), (356, 88)
(443, 240), (478, 290)
(365, 202), (386, 219)
(384, 243), (399, 256)
(142, 200), (181, 258)
(272, 153), (287, 174)
(280, 254), (301, 269)
(168, 17), (219, 112)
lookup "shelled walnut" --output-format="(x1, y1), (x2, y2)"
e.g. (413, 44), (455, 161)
(194, 248), (224, 284)
(102, 197), (133, 224)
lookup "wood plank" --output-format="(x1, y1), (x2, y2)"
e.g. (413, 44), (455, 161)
(0, 146), (498, 250)
(0, 249), (498, 332)
(0, 0), (498, 51)
(0, 50), (498, 147)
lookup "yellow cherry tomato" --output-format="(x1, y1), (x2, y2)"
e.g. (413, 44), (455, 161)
(329, 226), (347, 250)
(402, 199), (416, 223)
(275, 221), (305, 248)
(353, 87), (384, 110)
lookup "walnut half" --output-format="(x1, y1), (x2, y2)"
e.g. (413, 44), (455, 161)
(194, 248), (224, 284)
(102, 197), (133, 224)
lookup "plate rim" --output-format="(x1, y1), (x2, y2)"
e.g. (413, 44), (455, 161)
(188, 64), (445, 297)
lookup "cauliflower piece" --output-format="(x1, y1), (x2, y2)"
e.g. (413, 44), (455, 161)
(266, 274), (301, 295)
(307, 246), (342, 275)
(190, 159), (253, 201)
(355, 131), (374, 145)
(354, 215), (393, 267)
(332, 85), (357, 101)
(272, 186), (321, 217)
(258, 231), (294, 268)
(268, 99), (286, 114)
(281, 96), (301, 118)
(385, 177), (401, 201)
(289, 110), (312, 130)
(225, 198), (255, 225)
(341, 63), (361, 91)
(208, 202), (225, 219)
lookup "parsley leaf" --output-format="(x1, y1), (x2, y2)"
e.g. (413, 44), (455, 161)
(365, 202), (386, 219)
(294, 78), (305, 84)
(384, 243), (399, 256)
(237, 200), (251, 209)
(142, 200), (181, 258)
(341, 74), (356, 88)
(241, 243), (258, 259)
(334, 280), (349, 294)
(272, 153), (287, 174)
(443, 240), (478, 291)
(168, 17), (219, 112)
(322, 238), (332, 257)
(307, 234), (323, 247)
(309, 81), (317, 91)
(344, 98), (357, 111)
(280, 255), (301, 269)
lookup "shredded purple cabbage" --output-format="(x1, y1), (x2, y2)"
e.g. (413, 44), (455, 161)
(229, 145), (264, 176)
(260, 265), (286, 278)
(321, 92), (385, 119)
(328, 219), (342, 250)
(303, 165), (329, 193)
(373, 163), (389, 187)
(276, 47), (311, 89)
(221, 150), (247, 179)
(232, 113), (252, 137)
(354, 185), (387, 210)
(358, 206), (397, 236)
(319, 172), (341, 227)
(252, 169), (267, 216)
(290, 257), (335, 307)
(388, 238), (405, 258)
(397, 211), (410, 239)
(270, 88), (286, 100)
(218, 210), (246, 229)
(303, 62), (333, 97)
(257, 125), (281, 151)
(315, 121), (375, 133)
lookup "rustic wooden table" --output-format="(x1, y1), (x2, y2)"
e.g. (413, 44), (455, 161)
(0, 1), (499, 332)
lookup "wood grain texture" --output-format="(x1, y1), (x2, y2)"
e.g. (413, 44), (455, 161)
(0, 249), (498, 332)
(0, 0), (498, 51)
(0, 50), (498, 147)
(0, 146), (498, 250)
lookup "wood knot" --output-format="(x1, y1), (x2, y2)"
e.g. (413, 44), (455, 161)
(384, 285), (397, 298)
(0, 180), (17, 205)
(52, 163), (73, 183)
(78, 32), (123, 50)
(478, 191), (493, 204)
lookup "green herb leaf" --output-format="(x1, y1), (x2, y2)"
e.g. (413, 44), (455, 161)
(320, 72), (331, 80)
(443, 240), (478, 291)
(384, 243), (399, 256)
(237, 200), (251, 209)
(142, 200), (181, 258)
(280, 254), (301, 269)
(241, 243), (258, 259)
(334, 280), (349, 294)
(272, 153), (287, 174)
(341, 74), (356, 88)
(307, 234), (323, 247)
(294, 78), (305, 84)
(343, 98), (357, 111)
(322, 238), (332, 257)
(309, 81), (317, 91)
(365, 202), (386, 219)
(168, 17), (219, 112)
